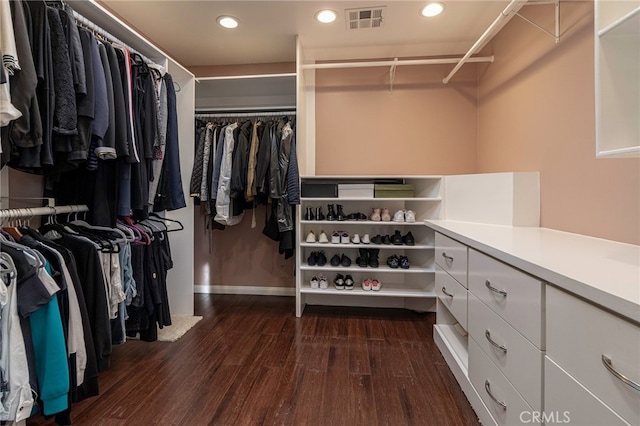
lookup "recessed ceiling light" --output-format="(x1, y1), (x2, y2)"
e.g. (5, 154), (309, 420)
(217, 15), (239, 29)
(315, 9), (337, 24)
(421, 3), (445, 17)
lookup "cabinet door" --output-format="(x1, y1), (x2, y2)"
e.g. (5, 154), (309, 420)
(547, 285), (640, 424)
(435, 233), (468, 287)
(436, 265), (467, 330)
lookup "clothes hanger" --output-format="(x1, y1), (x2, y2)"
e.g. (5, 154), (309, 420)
(0, 252), (16, 280)
(148, 213), (184, 232)
(0, 234), (44, 269)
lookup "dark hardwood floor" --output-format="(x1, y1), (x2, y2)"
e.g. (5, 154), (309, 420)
(27, 294), (479, 425)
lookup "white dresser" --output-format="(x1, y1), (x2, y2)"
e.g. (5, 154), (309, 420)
(429, 220), (640, 426)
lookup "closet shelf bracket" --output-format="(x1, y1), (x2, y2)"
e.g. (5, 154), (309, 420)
(389, 58), (398, 93)
(514, 0), (560, 44)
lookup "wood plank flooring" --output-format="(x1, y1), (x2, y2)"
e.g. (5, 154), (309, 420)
(27, 294), (479, 425)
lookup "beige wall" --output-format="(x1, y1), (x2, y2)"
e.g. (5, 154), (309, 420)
(477, 2), (639, 245)
(314, 63), (479, 176)
(190, 62), (295, 78)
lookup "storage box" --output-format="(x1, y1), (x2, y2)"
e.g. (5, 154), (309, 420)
(338, 184), (374, 198)
(301, 183), (338, 198)
(374, 184), (415, 198)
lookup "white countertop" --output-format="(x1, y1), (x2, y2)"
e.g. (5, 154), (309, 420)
(426, 220), (640, 323)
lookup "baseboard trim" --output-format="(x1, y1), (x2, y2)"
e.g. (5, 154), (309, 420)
(194, 285), (295, 297)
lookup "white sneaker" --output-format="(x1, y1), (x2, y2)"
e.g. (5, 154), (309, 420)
(404, 210), (416, 223)
(392, 210), (405, 223)
(371, 279), (382, 291)
(331, 231), (341, 244)
(362, 278), (372, 291)
(306, 230), (317, 243)
(340, 231), (350, 244)
(351, 233), (361, 244)
(319, 274), (328, 289)
(318, 231), (329, 243)
(310, 276), (319, 289)
(361, 233), (371, 244)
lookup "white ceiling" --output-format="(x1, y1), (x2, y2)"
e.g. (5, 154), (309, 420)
(91, 0), (513, 68)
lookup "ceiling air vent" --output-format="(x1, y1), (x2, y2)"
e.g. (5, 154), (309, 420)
(345, 6), (386, 30)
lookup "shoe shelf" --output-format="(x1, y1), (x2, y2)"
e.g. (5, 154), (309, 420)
(300, 242), (433, 250)
(302, 197), (441, 202)
(300, 284), (436, 299)
(300, 263), (434, 273)
(300, 220), (428, 226)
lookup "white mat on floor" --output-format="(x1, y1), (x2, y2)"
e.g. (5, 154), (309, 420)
(157, 315), (203, 342)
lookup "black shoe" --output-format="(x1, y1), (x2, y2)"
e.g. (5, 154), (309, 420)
(336, 204), (346, 221)
(356, 212), (367, 220)
(399, 256), (410, 269)
(390, 230), (403, 245)
(387, 254), (399, 269)
(327, 204), (336, 221)
(304, 207), (315, 221)
(368, 249), (380, 268)
(371, 234), (383, 245)
(344, 275), (354, 290)
(316, 250), (327, 266)
(341, 254), (352, 267)
(330, 254), (341, 267)
(356, 248), (369, 267)
(402, 231), (415, 246)
(307, 251), (318, 266)
(316, 206), (325, 221)
(334, 274), (345, 289)
(382, 235), (391, 245)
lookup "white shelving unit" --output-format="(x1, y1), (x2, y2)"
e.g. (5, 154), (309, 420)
(296, 175), (443, 317)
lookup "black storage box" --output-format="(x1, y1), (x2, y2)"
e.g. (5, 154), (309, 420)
(301, 183), (338, 198)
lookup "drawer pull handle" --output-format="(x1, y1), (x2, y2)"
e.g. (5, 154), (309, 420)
(602, 355), (640, 392)
(485, 330), (507, 353)
(484, 380), (507, 410)
(441, 287), (454, 298)
(485, 280), (507, 297)
(442, 252), (454, 262)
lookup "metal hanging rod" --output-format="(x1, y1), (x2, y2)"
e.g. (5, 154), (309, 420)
(0, 204), (88, 220)
(71, 10), (156, 65)
(195, 110), (296, 119)
(302, 56), (494, 70)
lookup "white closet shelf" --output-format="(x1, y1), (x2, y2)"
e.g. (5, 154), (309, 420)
(301, 219), (429, 225)
(301, 264), (433, 273)
(301, 242), (433, 250)
(300, 285), (436, 299)
(302, 197), (441, 202)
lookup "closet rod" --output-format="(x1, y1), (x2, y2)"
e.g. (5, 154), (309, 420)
(443, 0), (526, 84)
(0, 204), (88, 220)
(301, 56), (494, 70)
(71, 10), (155, 65)
(195, 110), (296, 119)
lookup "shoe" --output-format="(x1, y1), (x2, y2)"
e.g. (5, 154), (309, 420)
(340, 231), (350, 244)
(319, 274), (328, 289)
(307, 251), (318, 266)
(382, 235), (391, 245)
(318, 231), (329, 243)
(370, 234), (383, 245)
(368, 249), (380, 268)
(357, 248), (369, 267)
(316, 251), (327, 266)
(362, 278), (372, 291)
(399, 256), (410, 269)
(304, 207), (315, 221)
(361, 234), (371, 244)
(331, 231), (341, 244)
(341, 254), (352, 267)
(371, 279), (382, 291)
(330, 254), (341, 267)
(356, 212), (367, 220)
(310, 276), (319, 289)
(334, 274), (345, 290)
(327, 204), (336, 221)
(370, 208), (381, 221)
(336, 204), (346, 221)
(404, 210), (416, 223)
(316, 206), (326, 221)
(387, 254), (399, 269)
(381, 208), (391, 222)
(351, 233), (361, 244)
(390, 230), (403, 245)
(393, 209), (405, 223)
(344, 275), (354, 290)
(306, 231), (316, 243)
(402, 231), (415, 246)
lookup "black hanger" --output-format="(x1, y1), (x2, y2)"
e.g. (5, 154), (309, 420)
(149, 213), (184, 232)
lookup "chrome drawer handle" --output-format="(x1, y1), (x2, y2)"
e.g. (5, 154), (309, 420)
(485, 330), (507, 353)
(442, 252), (454, 262)
(602, 355), (640, 392)
(485, 280), (507, 297)
(484, 380), (507, 410)
(441, 287), (454, 298)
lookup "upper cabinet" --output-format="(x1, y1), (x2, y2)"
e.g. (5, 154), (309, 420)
(595, 0), (640, 158)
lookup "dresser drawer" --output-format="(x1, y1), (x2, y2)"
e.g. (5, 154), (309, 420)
(547, 285), (640, 425)
(468, 293), (543, 411)
(436, 264), (468, 330)
(435, 233), (468, 288)
(469, 339), (533, 426)
(545, 356), (628, 426)
(468, 249), (543, 348)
